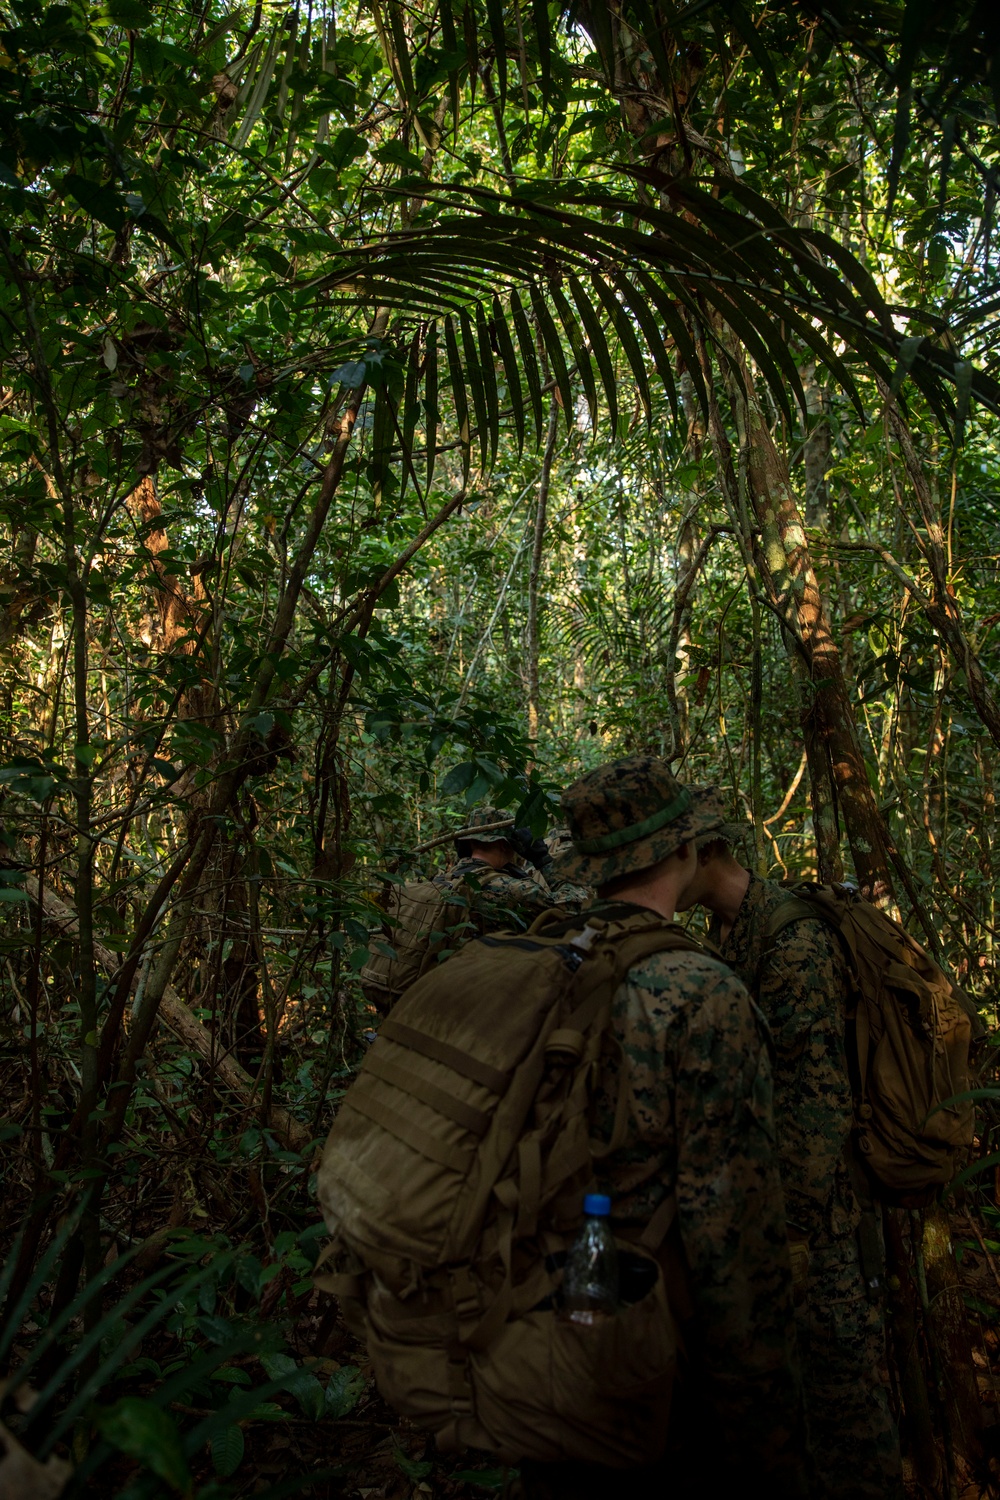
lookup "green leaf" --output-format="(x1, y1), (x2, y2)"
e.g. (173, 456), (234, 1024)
(330, 360), (367, 389)
(98, 0), (153, 25)
(444, 315), (471, 481)
(325, 1364), (365, 1418)
(374, 141), (424, 170)
(440, 761), (476, 795)
(476, 301), (501, 466)
(491, 292), (525, 453)
(211, 1423), (245, 1477)
(509, 287), (544, 443)
(549, 279), (597, 430)
(97, 1398), (191, 1494)
(453, 1468), (510, 1491)
(590, 273), (651, 424)
(486, 0), (507, 109)
(394, 1444), (433, 1480)
(568, 273), (617, 433)
(60, 174), (126, 231)
(459, 307), (491, 471)
(424, 321), (440, 493)
(528, 284), (573, 430)
(260, 1352), (326, 1420)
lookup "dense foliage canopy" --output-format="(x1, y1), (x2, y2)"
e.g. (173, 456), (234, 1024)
(2, 0), (1000, 1494)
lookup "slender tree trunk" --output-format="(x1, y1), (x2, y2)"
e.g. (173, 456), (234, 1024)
(725, 347), (892, 895)
(527, 400), (559, 743)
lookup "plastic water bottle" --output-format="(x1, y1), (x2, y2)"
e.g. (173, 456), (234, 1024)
(560, 1193), (619, 1324)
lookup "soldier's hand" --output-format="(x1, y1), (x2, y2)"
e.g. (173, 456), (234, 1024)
(525, 837), (551, 872)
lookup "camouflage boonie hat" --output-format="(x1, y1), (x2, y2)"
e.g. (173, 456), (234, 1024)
(554, 757), (725, 886)
(454, 805), (513, 847)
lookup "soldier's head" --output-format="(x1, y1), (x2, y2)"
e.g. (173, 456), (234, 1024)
(554, 757), (725, 910)
(673, 796), (751, 916)
(454, 805), (516, 869)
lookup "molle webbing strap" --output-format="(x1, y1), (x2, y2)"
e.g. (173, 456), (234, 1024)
(344, 1085), (474, 1174)
(378, 1016), (509, 1094)
(363, 1047), (491, 1136)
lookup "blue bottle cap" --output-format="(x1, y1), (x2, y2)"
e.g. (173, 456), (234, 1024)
(583, 1193), (611, 1217)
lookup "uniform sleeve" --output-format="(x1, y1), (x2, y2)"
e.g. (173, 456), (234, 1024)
(673, 963), (808, 1491)
(759, 919), (854, 1235)
(536, 872), (588, 910)
(463, 869), (565, 929)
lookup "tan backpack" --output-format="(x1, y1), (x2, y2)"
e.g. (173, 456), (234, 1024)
(316, 908), (701, 1466)
(759, 883), (980, 1202)
(359, 878), (481, 1006)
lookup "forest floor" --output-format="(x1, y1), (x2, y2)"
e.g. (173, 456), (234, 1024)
(7, 1009), (1000, 1498)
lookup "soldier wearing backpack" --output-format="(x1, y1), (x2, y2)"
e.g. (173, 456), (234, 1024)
(360, 807), (586, 1010)
(439, 805), (590, 925)
(674, 802), (906, 1498)
(318, 758), (807, 1496)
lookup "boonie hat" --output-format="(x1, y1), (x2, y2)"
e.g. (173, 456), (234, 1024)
(454, 805), (513, 847)
(554, 757), (725, 886)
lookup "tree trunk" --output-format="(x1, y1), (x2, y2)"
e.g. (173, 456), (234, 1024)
(918, 1204), (985, 1489)
(731, 368), (892, 896)
(527, 399), (559, 744)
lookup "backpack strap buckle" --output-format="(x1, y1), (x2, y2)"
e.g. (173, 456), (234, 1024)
(570, 919), (607, 951)
(448, 1264), (482, 1333)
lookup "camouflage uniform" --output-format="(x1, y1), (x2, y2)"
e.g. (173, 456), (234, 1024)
(541, 826), (593, 908)
(709, 871), (901, 1499)
(538, 759), (808, 1495)
(436, 807), (585, 932)
(433, 854), (582, 932)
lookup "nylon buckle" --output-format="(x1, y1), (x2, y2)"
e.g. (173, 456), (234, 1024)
(449, 1266), (480, 1323)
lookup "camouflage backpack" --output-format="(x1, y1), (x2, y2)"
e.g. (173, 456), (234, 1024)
(316, 907), (700, 1466)
(359, 878), (479, 1008)
(758, 882), (979, 1201)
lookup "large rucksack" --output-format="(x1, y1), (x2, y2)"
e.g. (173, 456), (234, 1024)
(316, 908), (701, 1466)
(758, 882), (980, 1201)
(359, 878), (479, 1007)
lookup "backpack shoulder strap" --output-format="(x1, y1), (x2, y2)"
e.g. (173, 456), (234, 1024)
(752, 885), (850, 997)
(762, 889), (828, 942)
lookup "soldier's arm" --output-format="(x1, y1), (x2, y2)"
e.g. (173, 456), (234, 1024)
(539, 872), (590, 910)
(467, 869), (581, 928)
(759, 920), (854, 1228)
(673, 960), (808, 1491)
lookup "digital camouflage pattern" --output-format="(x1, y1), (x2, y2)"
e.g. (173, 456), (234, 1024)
(454, 805), (514, 846)
(433, 855), (583, 931)
(709, 873), (902, 1499)
(587, 899), (807, 1491)
(555, 757), (724, 888)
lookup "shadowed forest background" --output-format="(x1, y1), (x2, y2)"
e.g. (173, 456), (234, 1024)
(2, 0), (1000, 1494)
